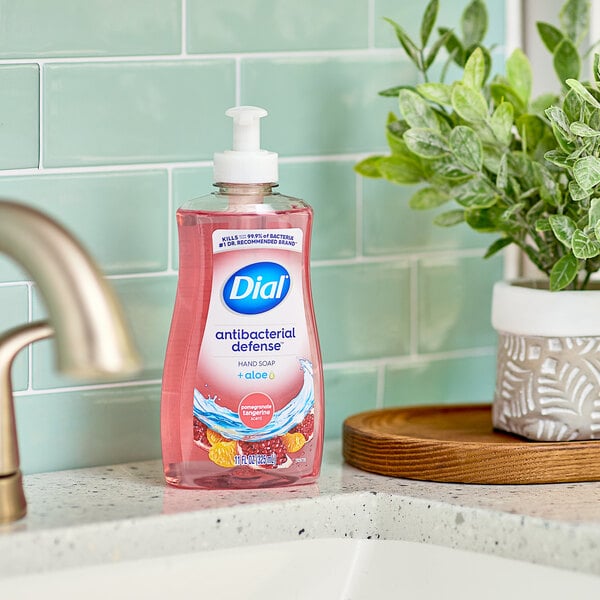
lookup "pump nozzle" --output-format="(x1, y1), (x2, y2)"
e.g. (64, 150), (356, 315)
(213, 106), (278, 184)
(226, 106), (267, 152)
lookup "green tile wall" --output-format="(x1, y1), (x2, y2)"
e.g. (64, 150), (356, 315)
(0, 0), (507, 474)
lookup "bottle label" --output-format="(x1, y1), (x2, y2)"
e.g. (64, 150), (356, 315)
(193, 228), (315, 470)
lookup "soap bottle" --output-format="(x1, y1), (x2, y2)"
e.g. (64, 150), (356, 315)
(161, 106), (324, 489)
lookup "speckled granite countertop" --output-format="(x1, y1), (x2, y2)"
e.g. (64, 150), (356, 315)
(1, 440), (600, 577)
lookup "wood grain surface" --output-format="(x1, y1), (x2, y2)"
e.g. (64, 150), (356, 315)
(342, 404), (600, 484)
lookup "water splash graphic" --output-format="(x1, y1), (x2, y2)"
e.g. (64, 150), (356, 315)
(193, 358), (314, 441)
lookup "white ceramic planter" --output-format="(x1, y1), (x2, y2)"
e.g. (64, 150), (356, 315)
(491, 281), (600, 441)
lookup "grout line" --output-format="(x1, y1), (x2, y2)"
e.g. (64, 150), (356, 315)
(235, 57), (241, 106)
(167, 167), (174, 271)
(355, 173), (364, 257)
(375, 363), (386, 409)
(37, 62), (44, 168)
(181, 0), (188, 56)
(367, 0), (376, 49)
(0, 44), (508, 68)
(13, 377), (164, 397)
(409, 258), (419, 356)
(0, 246), (487, 287)
(14, 345), (497, 398)
(0, 154), (366, 178)
(312, 247), (487, 268)
(26, 282), (35, 392)
(323, 345), (497, 372)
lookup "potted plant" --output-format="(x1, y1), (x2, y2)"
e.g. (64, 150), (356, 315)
(357, 0), (600, 441)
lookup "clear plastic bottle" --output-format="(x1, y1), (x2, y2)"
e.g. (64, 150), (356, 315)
(161, 107), (324, 489)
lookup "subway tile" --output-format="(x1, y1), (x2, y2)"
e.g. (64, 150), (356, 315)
(0, 0), (181, 58)
(32, 275), (177, 389)
(313, 261), (411, 363)
(0, 171), (169, 281)
(383, 354), (496, 408)
(279, 162), (356, 260)
(362, 179), (493, 256)
(324, 366), (378, 439)
(0, 65), (39, 169)
(15, 384), (161, 474)
(374, 0), (506, 49)
(417, 254), (502, 354)
(241, 55), (416, 156)
(187, 0), (368, 53)
(0, 285), (29, 392)
(43, 61), (235, 167)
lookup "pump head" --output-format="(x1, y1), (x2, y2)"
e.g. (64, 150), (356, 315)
(213, 106), (278, 184)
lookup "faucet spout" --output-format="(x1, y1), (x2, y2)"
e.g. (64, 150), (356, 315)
(0, 200), (141, 523)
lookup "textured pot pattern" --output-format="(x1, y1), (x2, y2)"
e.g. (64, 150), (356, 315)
(493, 332), (600, 441)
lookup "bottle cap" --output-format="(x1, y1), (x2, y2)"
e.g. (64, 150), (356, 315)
(213, 106), (278, 184)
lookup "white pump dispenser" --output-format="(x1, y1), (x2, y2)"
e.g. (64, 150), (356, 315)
(213, 106), (278, 184)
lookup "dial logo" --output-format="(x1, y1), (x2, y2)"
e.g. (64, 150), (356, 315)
(223, 262), (290, 314)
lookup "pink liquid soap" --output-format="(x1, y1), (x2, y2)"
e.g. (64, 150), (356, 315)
(161, 108), (324, 489)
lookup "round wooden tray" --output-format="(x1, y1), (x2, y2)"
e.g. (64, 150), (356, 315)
(342, 404), (600, 484)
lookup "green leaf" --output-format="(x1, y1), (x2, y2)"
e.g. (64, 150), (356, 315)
(569, 180), (590, 202)
(433, 209), (465, 227)
(490, 82), (526, 116)
(484, 237), (512, 258)
(461, 0), (487, 47)
(544, 149), (571, 168)
(516, 114), (546, 153)
(545, 106), (574, 138)
(553, 38), (581, 84)
(449, 126), (482, 171)
(409, 187), (450, 210)
(416, 82), (452, 105)
(565, 78), (600, 109)
(438, 27), (466, 66)
(384, 18), (421, 67)
(465, 207), (500, 232)
(549, 214), (577, 248)
(562, 88), (584, 122)
(589, 196), (600, 229)
(549, 253), (579, 291)
(496, 153), (508, 190)
(572, 229), (600, 259)
(454, 178), (496, 208)
(451, 83), (488, 122)
(378, 155), (423, 184)
(398, 89), (440, 130)
(386, 117), (410, 154)
(536, 22), (564, 53)
(482, 144), (504, 173)
(420, 0), (439, 47)
(533, 162), (559, 206)
(463, 47), (486, 89)
(490, 102), (514, 146)
(427, 156), (471, 181)
(424, 28), (454, 70)
(501, 202), (525, 222)
(559, 0), (590, 45)
(403, 128), (449, 158)
(536, 218), (552, 232)
(570, 120), (600, 137)
(355, 156), (383, 178)
(573, 155), (600, 190)
(506, 48), (532, 106)
(378, 85), (412, 98)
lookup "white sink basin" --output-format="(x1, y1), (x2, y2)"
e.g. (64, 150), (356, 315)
(1, 538), (597, 599)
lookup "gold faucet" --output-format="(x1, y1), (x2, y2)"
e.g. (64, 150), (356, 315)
(0, 200), (141, 523)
